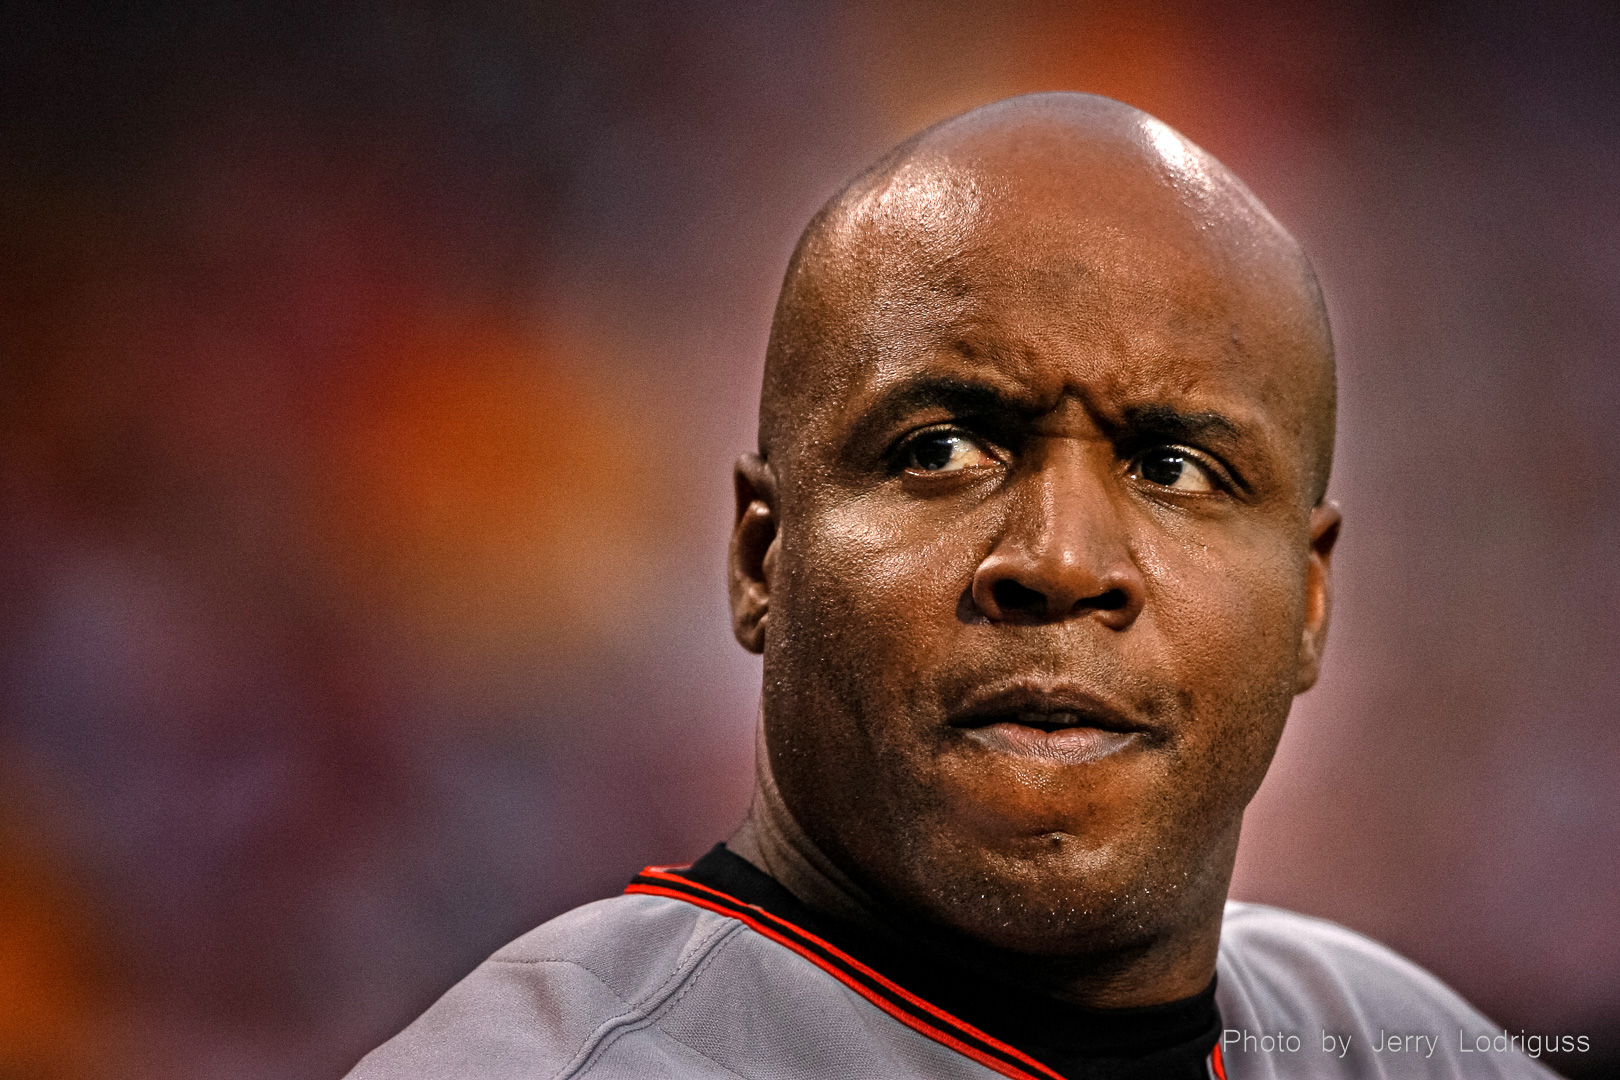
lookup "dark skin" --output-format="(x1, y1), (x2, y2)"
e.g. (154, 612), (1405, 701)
(727, 94), (1340, 1010)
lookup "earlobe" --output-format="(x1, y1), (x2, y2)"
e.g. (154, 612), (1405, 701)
(729, 454), (779, 654)
(1295, 500), (1342, 693)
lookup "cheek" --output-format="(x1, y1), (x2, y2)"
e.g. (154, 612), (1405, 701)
(1141, 508), (1308, 656)
(767, 494), (994, 769)
(786, 495), (983, 648)
(762, 497), (989, 843)
(1138, 523), (1307, 782)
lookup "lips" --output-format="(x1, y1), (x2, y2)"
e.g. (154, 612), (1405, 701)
(947, 683), (1155, 765)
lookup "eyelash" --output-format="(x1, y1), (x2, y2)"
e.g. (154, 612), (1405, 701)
(890, 426), (999, 473)
(1127, 444), (1237, 493)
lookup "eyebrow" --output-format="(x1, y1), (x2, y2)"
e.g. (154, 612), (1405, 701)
(841, 374), (1260, 491)
(1115, 404), (1244, 446)
(842, 375), (1036, 455)
(847, 377), (1245, 446)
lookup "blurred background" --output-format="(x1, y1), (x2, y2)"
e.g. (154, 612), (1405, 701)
(2, 1), (1617, 1077)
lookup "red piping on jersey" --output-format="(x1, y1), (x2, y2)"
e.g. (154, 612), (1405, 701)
(627, 876), (1064, 1080)
(633, 867), (1059, 1072)
(630, 865), (1219, 1080)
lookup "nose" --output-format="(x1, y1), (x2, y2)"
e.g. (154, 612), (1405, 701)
(969, 445), (1145, 629)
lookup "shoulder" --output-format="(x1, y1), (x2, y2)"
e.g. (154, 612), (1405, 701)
(342, 892), (750, 1080)
(489, 887), (742, 997)
(1217, 900), (1463, 1014)
(346, 890), (1010, 1080)
(1215, 901), (1558, 1078)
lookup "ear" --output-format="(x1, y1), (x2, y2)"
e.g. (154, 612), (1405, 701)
(1295, 500), (1342, 692)
(729, 453), (779, 654)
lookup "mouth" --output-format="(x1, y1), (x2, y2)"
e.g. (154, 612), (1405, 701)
(947, 684), (1154, 765)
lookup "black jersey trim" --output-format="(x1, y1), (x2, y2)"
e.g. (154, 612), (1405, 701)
(629, 852), (1222, 1080)
(627, 864), (1069, 1080)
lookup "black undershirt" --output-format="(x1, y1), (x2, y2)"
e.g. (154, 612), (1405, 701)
(671, 845), (1220, 1080)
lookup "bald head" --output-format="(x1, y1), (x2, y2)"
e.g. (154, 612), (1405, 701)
(761, 92), (1334, 504)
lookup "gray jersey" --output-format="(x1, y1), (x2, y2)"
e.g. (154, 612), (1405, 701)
(346, 878), (1558, 1080)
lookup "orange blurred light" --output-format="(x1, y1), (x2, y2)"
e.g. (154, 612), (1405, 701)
(317, 316), (669, 673)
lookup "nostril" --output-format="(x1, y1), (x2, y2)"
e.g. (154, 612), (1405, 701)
(986, 579), (1132, 620)
(1092, 588), (1128, 611)
(991, 579), (1046, 615)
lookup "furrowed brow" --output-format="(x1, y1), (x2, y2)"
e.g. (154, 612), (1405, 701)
(844, 375), (1031, 453)
(1117, 403), (1244, 446)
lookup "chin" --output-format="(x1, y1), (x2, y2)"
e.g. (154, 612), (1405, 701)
(876, 816), (1238, 959)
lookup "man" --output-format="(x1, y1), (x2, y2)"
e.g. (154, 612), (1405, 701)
(346, 94), (1555, 1079)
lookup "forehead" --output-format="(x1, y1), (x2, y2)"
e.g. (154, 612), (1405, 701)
(796, 151), (1324, 462)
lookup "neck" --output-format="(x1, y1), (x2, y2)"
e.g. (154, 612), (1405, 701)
(725, 727), (1227, 1009)
(726, 733), (896, 937)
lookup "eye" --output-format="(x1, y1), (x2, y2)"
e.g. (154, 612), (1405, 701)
(899, 429), (996, 474)
(1132, 447), (1219, 493)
